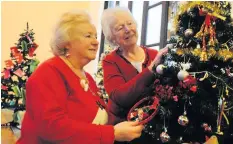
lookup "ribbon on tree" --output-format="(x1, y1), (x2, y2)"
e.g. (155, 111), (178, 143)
(195, 6), (226, 61)
(179, 75), (198, 93)
(10, 47), (19, 56)
(21, 40), (28, 52)
(14, 53), (23, 64)
(29, 59), (40, 73)
(26, 33), (33, 44)
(1, 85), (8, 90)
(221, 38), (233, 50)
(11, 85), (26, 99)
(2, 69), (11, 79)
(29, 43), (38, 57)
(13, 69), (25, 77)
(5, 60), (14, 69)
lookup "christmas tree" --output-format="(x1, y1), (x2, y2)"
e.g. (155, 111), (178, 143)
(95, 44), (114, 103)
(128, 1), (233, 144)
(1, 23), (39, 128)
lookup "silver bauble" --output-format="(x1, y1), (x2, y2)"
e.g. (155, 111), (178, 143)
(184, 29), (194, 37)
(178, 115), (189, 126)
(160, 131), (170, 143)
(177, 70), (189, 80)
(156, 64), (165, 74)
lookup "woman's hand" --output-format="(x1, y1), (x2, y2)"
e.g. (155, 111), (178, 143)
(114, 121), (144, 142)
(148, 47), (168, 72)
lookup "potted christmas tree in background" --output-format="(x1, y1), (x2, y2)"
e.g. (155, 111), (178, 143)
(1, 23), (39, 131)
(95, 44), (114, 103)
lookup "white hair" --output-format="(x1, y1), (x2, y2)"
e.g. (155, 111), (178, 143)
(50, 10), (92, 56)
(101, 7), (137, 47)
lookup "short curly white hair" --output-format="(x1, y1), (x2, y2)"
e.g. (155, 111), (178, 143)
(50, 10), (92, 56)
(101, 7), (137, 47)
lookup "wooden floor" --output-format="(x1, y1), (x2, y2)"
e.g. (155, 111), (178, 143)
(1, 109), (19, 144)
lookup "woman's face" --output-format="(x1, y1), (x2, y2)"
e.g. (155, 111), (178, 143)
(67, 22), (99, 61)
(111, 12), (138, 48)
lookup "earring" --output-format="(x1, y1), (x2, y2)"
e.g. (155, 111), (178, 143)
(65, 52), (70, 58)
(63, 48), (70, 58)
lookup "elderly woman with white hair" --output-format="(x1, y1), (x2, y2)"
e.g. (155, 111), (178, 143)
(101, 7), (168, 144)
(17, 10), (144, 144)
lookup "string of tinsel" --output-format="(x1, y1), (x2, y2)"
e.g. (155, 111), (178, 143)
(173, 1), (230, 32)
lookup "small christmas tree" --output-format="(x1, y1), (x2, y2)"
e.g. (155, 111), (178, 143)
(95, 44), (114, 103)
(128, 2), (233, 144)
(1, 23), (39, 128)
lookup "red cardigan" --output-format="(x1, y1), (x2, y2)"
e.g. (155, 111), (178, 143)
(103, 47), (158, 125)
(17, 56), (114, 144)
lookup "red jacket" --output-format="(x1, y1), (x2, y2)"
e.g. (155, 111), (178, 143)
(103, 47), (158, 125)
(17, 56), (114, 144)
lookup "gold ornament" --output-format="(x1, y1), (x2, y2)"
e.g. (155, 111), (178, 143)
(21, 76), (28, 80)
(11, 75), (19, 82)
(176, 48), (184, 56)
(208, 39), (215, 47)
(18, 98), (23, 105)
(200, 51), (208, 61)
(208, 25), (216, 46)
(212, 84), (217, 88)
(184, 29), (194, 37)
(174, 2), (226, 32)
(210, 12), (226, 21)
(191, 48), (201, 57)
(204, 135), (219, 144)
(178, 114), (189, 126)
(199, 72), (209, 81)
(214, 38), (219, 44)
(195, 24), (205, 38)
(160, 131), (170, 143)
(207, 47), (217, 58)
(184, 48), (192, 55)
(217, 49), (233, 61)
(221, 39), (232, 50)
(226, 87), (229, 96)
(204, 26), (209, 36)
(8, 91), (15, 95)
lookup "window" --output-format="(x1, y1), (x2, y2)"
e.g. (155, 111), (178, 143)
(149, 1), (161, 6)
(118, 1), (129, 7)
(141, 1), (169, 50)
(132, 1), (144, 45)
(146, 4), (162, 45)
(99, 1), (169, 60)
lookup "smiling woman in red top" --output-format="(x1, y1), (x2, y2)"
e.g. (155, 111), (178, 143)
(17, 10), (144, 144)
(101, 7), (168, 144)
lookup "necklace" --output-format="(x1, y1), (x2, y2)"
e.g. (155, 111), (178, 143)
(60, 56), (89, 90)
(60, 56), (106, 109)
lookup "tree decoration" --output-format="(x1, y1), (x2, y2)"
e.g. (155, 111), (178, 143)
(127, 2), (233, 143)
(1, 22), (39, 129)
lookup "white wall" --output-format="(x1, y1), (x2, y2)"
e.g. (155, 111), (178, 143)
(84, 1), (104, 78)
(1, 1), (104, 77)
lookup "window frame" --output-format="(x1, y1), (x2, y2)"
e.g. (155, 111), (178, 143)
(99, 1), (169, 60)
(141, 1), (169, 49)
